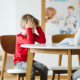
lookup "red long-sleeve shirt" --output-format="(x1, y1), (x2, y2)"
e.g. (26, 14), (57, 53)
(13, 26), (46, 64)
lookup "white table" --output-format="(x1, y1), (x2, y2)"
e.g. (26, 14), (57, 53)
(21, 43), (80, 80)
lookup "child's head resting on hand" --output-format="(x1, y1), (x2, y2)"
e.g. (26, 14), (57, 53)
(20, 14), (39, 36)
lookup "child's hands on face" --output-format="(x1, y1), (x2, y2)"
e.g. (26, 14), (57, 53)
(26, 18), (34, 28)
(35, 19), (40, 27)
(25, 18), (40, 33)
(25, 18), (37, 33)
(37, 20), (40, 27)
(32, 24), (36, 33)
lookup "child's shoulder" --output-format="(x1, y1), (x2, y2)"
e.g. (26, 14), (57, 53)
(16, 33), (24, 38)
(17, 33), (22, 36)
(66, 16), (69, 19)
(74, 16), (76, 17)
(16, 33), (25, 41)
(66, 16), (77, 19)
(74, 16), (77, 19)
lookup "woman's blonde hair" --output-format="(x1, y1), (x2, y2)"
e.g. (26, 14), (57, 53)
(20, 14), (38, 28)
(45, 7), (57, 22)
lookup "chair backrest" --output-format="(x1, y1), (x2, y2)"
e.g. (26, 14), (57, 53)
(1, 35), (16, 54)
(52, 34), (75, 43)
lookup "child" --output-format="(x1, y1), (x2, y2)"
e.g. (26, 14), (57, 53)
(60, 6), (77, 34)
(45, 7), (59, 25)
(13, 14), (48, 80)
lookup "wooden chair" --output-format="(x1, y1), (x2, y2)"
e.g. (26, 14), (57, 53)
(0, 36), (4, 76)
(0, 35), (40, 80)
(0, 50), (4, 76)
(51, 34), (80, 80)
(0, 36), (2, 76)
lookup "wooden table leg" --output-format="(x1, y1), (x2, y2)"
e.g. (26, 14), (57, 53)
(68, 49), (72, 80)
(78, 55), (80, 65)
(26, 48), (34, 80)
(57, 55), (62, 80)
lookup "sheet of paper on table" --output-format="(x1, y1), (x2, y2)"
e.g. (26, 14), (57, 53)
(56, 38), (74, 46)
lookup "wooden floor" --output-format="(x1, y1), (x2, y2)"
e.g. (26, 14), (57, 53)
(4, 79), (68, 80)
(36, 79), (68, 80)
(3, 77), (68, 80)
(0, 75), (68, 80)
(0, 76), (68, 80)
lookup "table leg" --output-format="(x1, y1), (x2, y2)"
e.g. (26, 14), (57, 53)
(78, 55), (80, 65)
(26, 48), (34, 80)
(68, 49), (72, 80)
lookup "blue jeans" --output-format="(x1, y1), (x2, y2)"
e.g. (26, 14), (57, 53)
(14, 61), (48, 80)
(60, 28), (71, 34)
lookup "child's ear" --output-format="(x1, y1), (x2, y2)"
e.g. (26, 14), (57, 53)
(26, 22), (28, 24)
(22, 26), (25, 30)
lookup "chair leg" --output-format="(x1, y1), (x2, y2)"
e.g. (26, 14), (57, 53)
(51, 71), (55, 80)
(21, 77), (24, 80)
(17, 74), (20, 80)
(1, 76), (3, 80)
(0, 73), (3, 80)
(1, 52), (7, 80)
(57, 74), (60, 80)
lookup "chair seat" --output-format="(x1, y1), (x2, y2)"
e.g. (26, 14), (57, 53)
(7, 69), (39, 74)
(7, 69), (26, 74)
(49, 66), (80, 70)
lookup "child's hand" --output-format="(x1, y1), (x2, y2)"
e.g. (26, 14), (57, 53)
(56, 21), (59, 25)
(26, 19), (34, 28)
(37, 20), (40, 27)
(35, 19), (40, 27)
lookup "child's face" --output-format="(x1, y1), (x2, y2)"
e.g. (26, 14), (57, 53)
(46, 15), (55, 23)
(22, 27), (27, 36)
(68, 9), (74, 16)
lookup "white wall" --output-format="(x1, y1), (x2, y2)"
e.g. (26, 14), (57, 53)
(0, 0), (16, 50)
(16, 0), (41, 34)
(0, 0), (16, 35)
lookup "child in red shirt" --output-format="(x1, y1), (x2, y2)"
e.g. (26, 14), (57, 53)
(14, 14), (48, 80)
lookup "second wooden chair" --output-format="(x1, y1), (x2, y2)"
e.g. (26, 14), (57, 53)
(51, 34), (80, 80)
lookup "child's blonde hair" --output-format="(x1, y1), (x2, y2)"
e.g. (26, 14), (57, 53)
(68, 6), (74, 10)
(20, 14), (38, 28)
(45, 7), (57, 22)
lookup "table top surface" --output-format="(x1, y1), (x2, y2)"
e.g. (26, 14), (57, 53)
(21, 43), (80, 49)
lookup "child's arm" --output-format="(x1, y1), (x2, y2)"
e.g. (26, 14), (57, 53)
(17, 28), (34, 44)
(34, 26), (46, 43)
